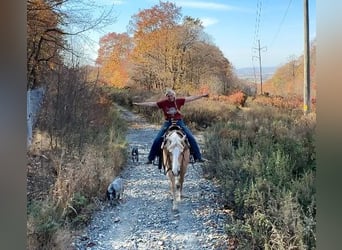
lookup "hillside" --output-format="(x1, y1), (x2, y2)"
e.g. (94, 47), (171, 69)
(262, 40), (316, 98)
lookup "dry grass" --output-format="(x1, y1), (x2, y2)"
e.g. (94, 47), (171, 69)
(27, 96), (127, 249)
(203, 102), (316, 249)
(27, 128), (127, 249)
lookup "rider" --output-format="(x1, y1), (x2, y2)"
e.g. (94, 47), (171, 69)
(133, 89), (208, 164)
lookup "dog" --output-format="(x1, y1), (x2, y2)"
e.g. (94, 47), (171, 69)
(131, 146), (139, 163)
(106, 177), (124, 205)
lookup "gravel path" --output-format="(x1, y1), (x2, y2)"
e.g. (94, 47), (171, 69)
(73, 106), (230, 250)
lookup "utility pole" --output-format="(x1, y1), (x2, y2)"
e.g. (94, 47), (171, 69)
(303, 0), (311, 114)
(252, 57), (258, 96)
(253, 40), (267, 95)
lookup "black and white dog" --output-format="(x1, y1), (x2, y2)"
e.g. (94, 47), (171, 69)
(131, 146), (139, 163)
(106, 177), (124, 205)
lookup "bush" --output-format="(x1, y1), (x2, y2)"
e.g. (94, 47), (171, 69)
(204, 105), (316, 249)
(27, 200), (61, 249)
(227, 91), (248, 107)
(27, 67), (128, 249)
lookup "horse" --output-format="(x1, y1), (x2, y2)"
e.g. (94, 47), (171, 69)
(161, 126), (190, 211)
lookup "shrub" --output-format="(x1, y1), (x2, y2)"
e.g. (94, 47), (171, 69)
(204, 105), (316, 249)
(27, 200), (61, 249)
(27, 70), (128, 249)
(227, 91), (248, 107)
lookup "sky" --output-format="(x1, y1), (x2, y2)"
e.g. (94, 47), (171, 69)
(78, 0), (316, 69)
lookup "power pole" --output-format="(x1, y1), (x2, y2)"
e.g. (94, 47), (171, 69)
(252, 56), (258, 96)
(253, 40), (267, 95)
(303, 0), (311, 114)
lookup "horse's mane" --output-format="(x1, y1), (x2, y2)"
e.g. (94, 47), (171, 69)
(165, 130), (187, 151)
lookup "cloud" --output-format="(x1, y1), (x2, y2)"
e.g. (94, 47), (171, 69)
(200, 17), (218, 27)
(176, 1), (234, 11)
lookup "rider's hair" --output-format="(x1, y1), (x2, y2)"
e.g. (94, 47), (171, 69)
(165, 88), (176, 97)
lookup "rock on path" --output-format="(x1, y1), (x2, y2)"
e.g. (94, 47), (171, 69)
(73, 106), (230, 250)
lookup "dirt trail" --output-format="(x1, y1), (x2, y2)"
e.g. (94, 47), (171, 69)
(73, 105), (229, 250)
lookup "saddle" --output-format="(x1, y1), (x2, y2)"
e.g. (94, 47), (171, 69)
(157, 123), (191, 171)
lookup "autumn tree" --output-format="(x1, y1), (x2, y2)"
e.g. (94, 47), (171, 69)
(96, 32), (133, 88)
(124, 1), (235, 93)
(27, 0), (66, 89)
(91, 1), (236, 93)
(164, 17), (205, 89)
(27, 0), (117, 89)
(184, 39), (235, 93)
(128, 2), (203, 90)
(127, 1), (182, 90)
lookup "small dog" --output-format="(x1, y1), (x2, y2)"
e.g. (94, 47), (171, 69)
(106, 177), (124, 205)
(131, 146), (139, 163)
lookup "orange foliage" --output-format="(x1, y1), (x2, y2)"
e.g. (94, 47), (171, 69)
(209, 91), (247, 107)
(130, 2), (181, 36)
(254, 95), (302, 110)
(227, 91), (248, 107)
(199, 85), (210, 95)
(96, 32), (132, 88)
(27, 0), (64, 88)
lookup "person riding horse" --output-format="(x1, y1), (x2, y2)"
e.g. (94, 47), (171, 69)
(133, 89), (208, 164)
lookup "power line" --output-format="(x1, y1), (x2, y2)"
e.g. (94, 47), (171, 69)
(253, 39), (267, 94)
(252, 0), (264, 69)
(252, 0), (267, 95)
(253, 0), (263, 46)
(269, 0), (293, 48)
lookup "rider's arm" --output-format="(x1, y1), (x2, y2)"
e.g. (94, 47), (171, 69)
(184, 93), (209, 103)
(132, 101), (158, 107)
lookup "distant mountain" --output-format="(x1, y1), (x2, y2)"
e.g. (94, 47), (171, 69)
(235, 67), (277, 81)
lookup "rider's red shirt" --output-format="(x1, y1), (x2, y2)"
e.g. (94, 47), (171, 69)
(157, 98), (185, 120)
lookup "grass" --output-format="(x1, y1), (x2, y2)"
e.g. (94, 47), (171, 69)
(27, 80), (128, 249)
(202, 103), (316, 249)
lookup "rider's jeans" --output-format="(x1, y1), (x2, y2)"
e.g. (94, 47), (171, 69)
(147, 119), (202, 161)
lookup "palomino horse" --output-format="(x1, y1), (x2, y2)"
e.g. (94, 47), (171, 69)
(161, 126), (190, 211)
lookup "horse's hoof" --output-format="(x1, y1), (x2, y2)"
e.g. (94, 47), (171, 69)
(172, 202), (178, 211)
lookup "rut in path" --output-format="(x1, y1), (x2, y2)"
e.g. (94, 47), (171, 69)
(73, 106), (230, 250)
